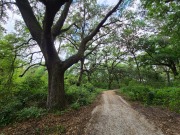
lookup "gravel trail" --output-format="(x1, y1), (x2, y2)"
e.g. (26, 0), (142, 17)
(85, 90), (164, 135)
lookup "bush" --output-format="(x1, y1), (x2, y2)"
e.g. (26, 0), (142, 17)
(146, 91), (155, 105)
(65, 83), (103, 109)
(120, 85), (180, 113)
(66, 85), (92, 106)
(70, 102), (80, 110)
(16, 107), (46, 121)
(0, 69), (48, 126)
(82, 82), (95, 92)
(0, 99), (23, 126)
(120, 85), (151, 102)
(14, 89), (47, 108)
(153, 87), (180, 112)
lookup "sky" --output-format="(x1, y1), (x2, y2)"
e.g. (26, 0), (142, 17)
(4, 0), (119, 33)
(97, 0), (119, 5)
(4, 10), (19, 33)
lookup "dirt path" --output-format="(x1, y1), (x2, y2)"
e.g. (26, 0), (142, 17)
(85, 90), (164, 135)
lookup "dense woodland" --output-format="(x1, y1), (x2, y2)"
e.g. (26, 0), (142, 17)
(0, 0), (179, 127)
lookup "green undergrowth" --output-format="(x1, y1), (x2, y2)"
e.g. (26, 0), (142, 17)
(66, 82), (104, 110)
(0, 73), (48, 127)
(118, 83), (180, 113)
(0, 67), (104, 127)
(0, 75), (104, 127)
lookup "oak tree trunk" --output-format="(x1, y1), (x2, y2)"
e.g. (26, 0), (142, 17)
(41, 32), (67, 110)
(47, 63), (66, 110)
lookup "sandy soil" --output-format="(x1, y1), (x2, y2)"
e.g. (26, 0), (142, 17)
(85, 90), (164, 135)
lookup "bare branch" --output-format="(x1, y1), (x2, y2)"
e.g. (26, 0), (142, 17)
(59, 22), (75, 34)
(21, 51), (41, 58)
(62, 36), (79, 50)
(19, 63), (45, 77)
(15, 38), (34, 49)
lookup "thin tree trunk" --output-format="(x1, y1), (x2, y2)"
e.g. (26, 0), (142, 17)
(108, 80), (112, 89)
(132, 52), (142, 83)
(166, 71), (170, 86)
(170, 63), (178, 77)
(108, 72), (112, 89)
(77, 59), (84, 86)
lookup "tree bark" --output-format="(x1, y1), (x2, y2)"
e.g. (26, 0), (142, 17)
(108, 71), (112, 89)
(41, 33), (66, 109)
(170, 61), (178, 77)
(77, 58), (84, 86)
(108, 80), (112, 89)
(47, 63), (66, 109)
(166, 71), (170, 86)
(132, 52), (142, 83)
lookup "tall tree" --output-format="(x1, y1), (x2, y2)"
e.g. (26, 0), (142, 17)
(1, 0), (129, 109)
(140, 36), (179, 77)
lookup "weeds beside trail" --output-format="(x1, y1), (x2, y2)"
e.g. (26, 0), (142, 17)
(118, 84), (180, 113)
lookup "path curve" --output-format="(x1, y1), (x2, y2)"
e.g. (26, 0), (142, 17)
(85, 90), (164, 135)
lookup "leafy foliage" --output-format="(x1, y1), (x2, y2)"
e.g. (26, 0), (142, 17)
(66, 82), (103, 107)
(0, 66), (103, 126)
(0, 68), (47, 126)
(119, 84), (180, 113)
(16, 107), (46, 121)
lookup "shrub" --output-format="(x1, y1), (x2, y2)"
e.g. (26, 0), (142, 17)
(0, 99), (23, 126)
(66, 85), (92, 106)
(146, 91), (155, 105)
(14, 89), (47, 108)
(153, 87), (180, 112)
(120, 85), (180, 113)
(16, 107), (46, 121)
(120, 85), (151, 102)
(70, 102), (80, 110)
(65, 83), (103, 109)
(83, 82), (95, 92)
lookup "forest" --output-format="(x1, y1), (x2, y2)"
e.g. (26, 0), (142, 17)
(0, 0), (180, 134)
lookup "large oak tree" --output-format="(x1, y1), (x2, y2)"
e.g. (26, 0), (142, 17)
(0, 0), (126, 109)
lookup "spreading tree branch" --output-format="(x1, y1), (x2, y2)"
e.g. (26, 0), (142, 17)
(52, 0), (73, 38)
(62, 0), (124, 70)
(83, 0), (123, 44)
(19, 63), (45, 77)
(15, 0), (42, 44)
